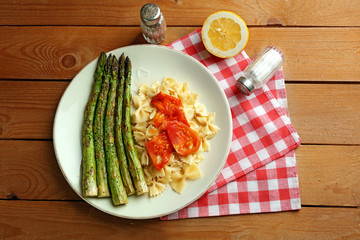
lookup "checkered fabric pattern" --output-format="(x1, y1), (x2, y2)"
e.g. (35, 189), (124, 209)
(161, 29), (301, 220)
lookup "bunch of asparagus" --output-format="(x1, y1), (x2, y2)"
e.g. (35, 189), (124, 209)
(81, 52), (148, 205)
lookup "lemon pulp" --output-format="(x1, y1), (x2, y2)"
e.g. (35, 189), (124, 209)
(201, 11), (249, 58)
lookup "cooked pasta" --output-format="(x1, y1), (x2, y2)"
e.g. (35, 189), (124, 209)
(131, 77), (220, 197)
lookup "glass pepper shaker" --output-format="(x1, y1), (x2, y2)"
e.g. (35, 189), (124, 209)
(140, 3), (167, 44)
(236, 46), (285, 95)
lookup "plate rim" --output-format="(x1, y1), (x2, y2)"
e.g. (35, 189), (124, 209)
(53, 44), (232, 219)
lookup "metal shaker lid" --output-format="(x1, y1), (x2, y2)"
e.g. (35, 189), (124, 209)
(236, 77), (255, 95)
(140, 3), (161, 26)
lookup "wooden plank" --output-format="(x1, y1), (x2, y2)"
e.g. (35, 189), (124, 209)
(1, 81), (360, 144)
(1, 140), (359, 207)
(0, 81), (67, 139)
(296, 145), (360, 207)
(0, 201), (359, 239)
(0, 27), (359, 81)
(247, 28), (360, 82)
(0, 140), (79, 200)
(286, 83), (360, 145)
(0, 0), (359, 27)
(0, 26), (147, 80)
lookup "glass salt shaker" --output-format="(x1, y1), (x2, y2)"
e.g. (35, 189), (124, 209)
(236, 46), (285, 95)
(140, 3), (167, 44)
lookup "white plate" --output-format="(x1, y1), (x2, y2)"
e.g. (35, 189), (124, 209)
(53, 45), (232, 219)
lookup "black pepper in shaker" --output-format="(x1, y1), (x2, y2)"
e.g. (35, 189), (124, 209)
(140, 3), (167, 44)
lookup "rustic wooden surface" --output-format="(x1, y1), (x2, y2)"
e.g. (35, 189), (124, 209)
(1, 1), (359, 239)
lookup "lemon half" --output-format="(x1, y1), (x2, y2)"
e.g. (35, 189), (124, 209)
(201, 11), (249, 58)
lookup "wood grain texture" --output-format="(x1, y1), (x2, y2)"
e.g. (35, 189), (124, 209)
(0, 27), (146, 80)
(296, 145), (360, 207)
(0, 0), (359, 27)
(1, 81), (360, 145)
(1, 0), (359, 238)
(0, 140), (79, 200)
(1, 140), (359, 207)
(247, 28), (360, 82)
(287, 84), (360, 145)
(0, 201), (359, 239)
(0, 27), (359, 81)
(0, 81), (67, 139)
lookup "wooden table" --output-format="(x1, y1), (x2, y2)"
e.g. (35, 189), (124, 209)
(1, 1), (359, 239)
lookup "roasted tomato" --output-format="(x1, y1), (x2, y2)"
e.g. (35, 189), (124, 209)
(151, 92), (182, 112)
(151, 92), (189, 127)
(145, 132), (174, 170)
(166, 120), (201, 156)
(152, 112), (167, 129)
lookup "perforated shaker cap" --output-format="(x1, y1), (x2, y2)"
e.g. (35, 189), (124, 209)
(236, 77), (255, 95)
(140, 3), (161, 26)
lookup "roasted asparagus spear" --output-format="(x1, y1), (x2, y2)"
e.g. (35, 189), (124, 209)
(122, 57), (148, 195)
(93, 54), (111, 197)
(105, 55), (128, 205)
(81, 52), (106, 197)
(115, 54), (136, 196)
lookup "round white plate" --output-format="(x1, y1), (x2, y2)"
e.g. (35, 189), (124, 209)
(53, 45), (232, 219)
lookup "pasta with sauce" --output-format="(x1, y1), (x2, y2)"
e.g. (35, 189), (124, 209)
(131, 77), (220, 197)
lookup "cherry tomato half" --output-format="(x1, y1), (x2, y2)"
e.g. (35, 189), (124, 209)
(166, 120), (201, 156)
(145, 132), (174, 170)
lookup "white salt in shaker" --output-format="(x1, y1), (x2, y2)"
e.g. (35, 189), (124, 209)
(140, 3), (167, 44)
(236, 46), (285, 95)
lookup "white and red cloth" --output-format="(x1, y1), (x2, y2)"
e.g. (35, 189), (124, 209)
(161, 29), (301, 220)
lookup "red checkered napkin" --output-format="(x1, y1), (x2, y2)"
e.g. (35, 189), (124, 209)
(161, 29), (301, 220)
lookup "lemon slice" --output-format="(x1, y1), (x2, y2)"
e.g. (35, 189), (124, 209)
(201, 11), (249, 58)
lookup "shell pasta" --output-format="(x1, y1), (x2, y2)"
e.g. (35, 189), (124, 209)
(131, 77), (220, 197)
